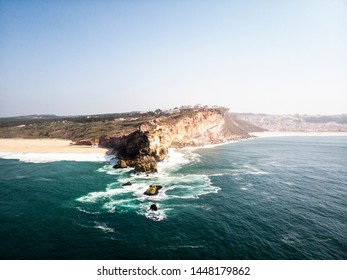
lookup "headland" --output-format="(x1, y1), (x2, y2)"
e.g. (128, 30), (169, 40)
(0, 106), (256, 171)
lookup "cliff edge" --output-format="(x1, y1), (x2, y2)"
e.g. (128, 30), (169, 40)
(0, 105), (256, 173)
(100, 107), (251, 173)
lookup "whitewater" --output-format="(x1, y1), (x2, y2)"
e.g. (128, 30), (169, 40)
(0, 136), (346, 259)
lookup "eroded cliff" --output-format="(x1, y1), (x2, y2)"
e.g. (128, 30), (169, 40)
(100, 107), (250, 172)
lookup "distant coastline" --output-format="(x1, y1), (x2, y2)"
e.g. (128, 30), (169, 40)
(1, 132), (347, 156)
(250, 131), (347, 138)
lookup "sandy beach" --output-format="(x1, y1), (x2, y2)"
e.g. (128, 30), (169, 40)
(250, 131), (347, 138)
(1, 133), (347, 154)
(0, 138), (109, 154)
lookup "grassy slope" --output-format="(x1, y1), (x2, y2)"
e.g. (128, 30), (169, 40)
(0, 108), (260, 140)
(0, 114), (149, 140)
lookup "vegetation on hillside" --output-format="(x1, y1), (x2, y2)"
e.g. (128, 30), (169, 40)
(0, 112), (153, 140)
(0, 106), (258, 140)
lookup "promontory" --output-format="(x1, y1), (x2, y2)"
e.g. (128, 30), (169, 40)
(0, 105), (262, 172)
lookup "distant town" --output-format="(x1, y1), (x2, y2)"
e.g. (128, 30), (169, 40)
(1, 105), (346, 134)
(235, 113), (347, 132)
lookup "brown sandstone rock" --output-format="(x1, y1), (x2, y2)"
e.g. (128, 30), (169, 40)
(144, 185), (163, 196)
(101, 107), (250, 174)
(115, 159), (128, 168)
(134, 155), (158, 173)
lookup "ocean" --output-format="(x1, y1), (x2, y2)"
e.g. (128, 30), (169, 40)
(0, 136), (346, 260)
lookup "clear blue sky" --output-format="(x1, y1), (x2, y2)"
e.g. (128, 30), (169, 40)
(1, 0), (346, 117)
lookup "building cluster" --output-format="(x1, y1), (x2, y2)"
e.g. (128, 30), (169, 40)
(163, 104), (224, 114)
(237, 114), (347, 132)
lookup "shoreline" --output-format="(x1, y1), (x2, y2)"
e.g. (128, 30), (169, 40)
(1, 132), (346, 155)
(249, 131), (347, 138)
(1, 132), (346, 162)
(174, 139), (239, 151)
(0, 138), (110, 154)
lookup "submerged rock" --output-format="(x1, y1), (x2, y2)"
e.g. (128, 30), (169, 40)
(150, 204), (158, 211)
(144, 185), (163, 196)
(122, 181), (132, 186)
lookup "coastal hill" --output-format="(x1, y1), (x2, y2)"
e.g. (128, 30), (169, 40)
(0, 106), (260, 172)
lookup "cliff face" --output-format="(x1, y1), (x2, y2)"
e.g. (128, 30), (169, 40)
(100, 107), (250, 172)
(156, 109), (249, 148)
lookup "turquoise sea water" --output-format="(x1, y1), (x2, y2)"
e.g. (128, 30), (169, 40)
(0, 136), (346, 259)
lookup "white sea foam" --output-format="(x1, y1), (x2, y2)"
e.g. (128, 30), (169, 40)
(75, 207), (100, 215)
(209, 173), (224, 177)
(97, 164), (132, 175)
(164, 245), (204, 249)
(280, 232), (302, 245)
(0, 152), (114, 163)
(77, 171), (219, 222)
(144, 208), (167, 221)
(95, 149), (196, 177)
(76, 147), (221, 221)
(34, 177), (53, 181)
(157, 148), (197, 174)
(241, 183), (253, 191)
(76, 187), (127, 203)
(139, 203), (169, 221)
(103, 198), (139, 212)
(242, 164), (269, 175)
(94, 222), (115, 233)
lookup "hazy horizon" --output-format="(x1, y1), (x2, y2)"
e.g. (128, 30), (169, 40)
(1, 1), (346, 117)
(1, 105), (347, 119)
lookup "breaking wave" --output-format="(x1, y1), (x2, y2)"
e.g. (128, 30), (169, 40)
(0, 152), (114, 163)
(93, 222), (115, 233)
(76, 149), (220, 221)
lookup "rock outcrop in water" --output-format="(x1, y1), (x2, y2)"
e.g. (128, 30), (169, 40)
(144, 185), (163, 196)
(150, 204), (158, 211)
(134, 155), (158, 173)
(101, 106), (251, 173)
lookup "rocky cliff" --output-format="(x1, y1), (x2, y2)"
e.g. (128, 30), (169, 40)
(100, 107), (251, 173)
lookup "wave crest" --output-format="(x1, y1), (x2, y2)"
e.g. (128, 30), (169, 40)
(0, 152), (114, 163)
(76, 149), (218, 221)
